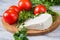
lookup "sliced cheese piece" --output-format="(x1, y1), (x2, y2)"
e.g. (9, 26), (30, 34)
(20, 13), (53, 30)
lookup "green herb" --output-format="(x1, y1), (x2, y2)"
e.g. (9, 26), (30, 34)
(16, 10), (34, 28)
(47, 9), (57, 22)
(17, 10), (34, 24)
(14, 25), (28, 40)
(14, 9), (34, 40)
(30, 0), (60, 6)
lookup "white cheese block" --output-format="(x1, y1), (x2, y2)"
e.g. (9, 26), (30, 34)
(20, 13), (53, 30)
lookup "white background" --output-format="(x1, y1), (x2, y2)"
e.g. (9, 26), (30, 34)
(0, 0), (60, 40)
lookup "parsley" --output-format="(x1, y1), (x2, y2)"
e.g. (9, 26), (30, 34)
(47, 9), (57, 22)
(14, 25), (28, 40)
(17, 10), (34, 24)
(14, 9), (34, 40)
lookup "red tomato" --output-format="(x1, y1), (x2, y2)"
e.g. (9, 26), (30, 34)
(9, 5), (20, 13)
(18, 0), (32, 10)
(34, 4), (47, 15)
(3, 9), (18, 24)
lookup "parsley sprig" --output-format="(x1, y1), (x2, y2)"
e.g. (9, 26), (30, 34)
(14, 25), (28, 40)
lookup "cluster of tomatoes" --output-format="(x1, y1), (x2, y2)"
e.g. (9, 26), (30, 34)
(3, 0), (47, 24)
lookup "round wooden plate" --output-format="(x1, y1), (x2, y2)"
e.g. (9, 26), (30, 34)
(2, 16), (60, 36)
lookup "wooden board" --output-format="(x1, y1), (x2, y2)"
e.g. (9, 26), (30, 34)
(2, 16), (60, 36)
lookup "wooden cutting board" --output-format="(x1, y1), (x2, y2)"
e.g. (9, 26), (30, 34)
(2, 16), (60, 36)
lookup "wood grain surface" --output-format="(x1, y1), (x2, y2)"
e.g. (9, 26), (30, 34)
(2, 16), (60, 36)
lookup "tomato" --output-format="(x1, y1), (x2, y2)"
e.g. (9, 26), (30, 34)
(3, 9), (18, 24)
(9, 5), (20, 13)
(18, 0), (32, 10)
(34, 4), (47, 15)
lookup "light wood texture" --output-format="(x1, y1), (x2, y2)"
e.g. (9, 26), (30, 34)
(2, 16), (60, 36)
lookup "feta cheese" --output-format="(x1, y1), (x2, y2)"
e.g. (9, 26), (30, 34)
(20, 13), (53, 30)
